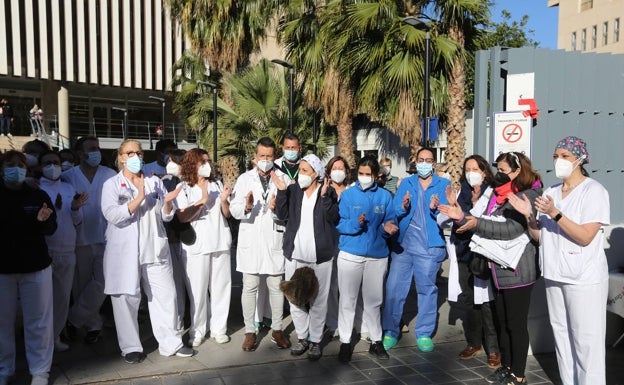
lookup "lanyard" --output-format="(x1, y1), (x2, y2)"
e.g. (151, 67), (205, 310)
(284, 166), (299, 181)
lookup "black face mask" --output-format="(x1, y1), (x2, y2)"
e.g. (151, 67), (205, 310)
(493, 172), (511, 187)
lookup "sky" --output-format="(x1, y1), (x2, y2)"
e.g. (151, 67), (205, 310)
(490, 0), (560, 49)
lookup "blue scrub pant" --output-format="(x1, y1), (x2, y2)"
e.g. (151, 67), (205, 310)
(382, 248), (445, 339)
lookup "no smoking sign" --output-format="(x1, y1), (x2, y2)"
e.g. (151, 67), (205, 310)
(502, 123), (522, 143)
(493, 111), (532, 157)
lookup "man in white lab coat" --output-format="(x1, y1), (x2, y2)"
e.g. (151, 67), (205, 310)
(230, 137), (292, 351)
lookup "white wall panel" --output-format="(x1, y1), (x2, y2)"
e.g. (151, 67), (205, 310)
(24, 0), (36, 77)
(111, 0), (120, 86)
(51, 0), (62, 79)
(38, 0), (49, 79)
(64, 0), (74, 81)
(144, 0), (153, 89)
(154, 0), (163, 90)
(11, 0), (22, 76)
(133, 0), (142, 88)
(76, 0), (87, 82)
(89, 0), (98, 84)
(123, 0), (132, 87)
(99, 0), (109, 84)
(0, 1), (9, 75)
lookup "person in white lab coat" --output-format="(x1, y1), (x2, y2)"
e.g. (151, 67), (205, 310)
(230, 137), (292, 352)
(509, 136), (610, 385)
(61, 136), (116, 344)
(38, 151), (87, 353)
(101, 140), (194, 364)
(175, 148), (232, 347)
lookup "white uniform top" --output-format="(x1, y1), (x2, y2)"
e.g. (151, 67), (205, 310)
(142, 161), (166, 177)
(39, 177), (82, 254)
(539, 178), (610, 285)
(62, 165), (117, 245)
(292, 185), (319, 263)
(175, 180), (232, 255)
(101, 172), (175, 295)
(230, 167), (290, 275)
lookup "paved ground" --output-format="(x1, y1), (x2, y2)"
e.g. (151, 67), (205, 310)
(9, 258), (624, 385)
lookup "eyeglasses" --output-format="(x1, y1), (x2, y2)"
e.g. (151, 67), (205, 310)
(416, 158), (435, 164)
(124, 151), (143, 158)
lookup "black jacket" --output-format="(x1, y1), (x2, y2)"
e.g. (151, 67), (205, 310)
(0, 183), (57, 274)
(275, 183), (339, 263)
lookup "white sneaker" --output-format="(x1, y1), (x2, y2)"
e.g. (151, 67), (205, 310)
(191, 337), (203, 347)
(0, 133), (4, 137)
(30, 373), (48, 385)
(54, 340), (69, 352)
(213, 334), (230, 344)
(7, 133), (12, 137)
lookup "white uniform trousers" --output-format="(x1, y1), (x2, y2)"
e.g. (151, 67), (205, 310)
(254, 276), (272, 324)
(50, 251), (76, 338)
(182, 251), (232, 340)
(169, 242), (186, 331)
(0, 266), (53, 377)
(69, 243), (106, 331)
(242, 274), (283, 333)
(337, 252), (388, 344)
(285, 258), (333, 343)
(110, 261), (183, 356)
(546, 278), (608, 385)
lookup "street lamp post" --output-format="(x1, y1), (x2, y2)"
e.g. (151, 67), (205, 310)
(403, 16), (431, 146)
(112, 107), (128, 139)
(198, 81), (219, 161)
(271, 59), (294, 134)
(148, 95), (166, 140)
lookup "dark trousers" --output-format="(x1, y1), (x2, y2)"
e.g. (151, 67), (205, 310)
(457, 261), (499, 353)
(494, 284), (533, 377)
(0, 117), (11, 134)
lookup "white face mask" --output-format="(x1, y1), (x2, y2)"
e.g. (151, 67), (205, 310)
(42, 164), (62, 181)
(61, 161), (74, 171)
(198, 163), (212, 178)
(382, 166), (391, 176)
(554, 155), (585, 179)
(358, 175), (374, 190)
(256, 160), (274, 173)
(465, 171), (484, 187)
(166, 162), (180, 176)
(330, 169), (346, 184)
(298, 174), (314, 189)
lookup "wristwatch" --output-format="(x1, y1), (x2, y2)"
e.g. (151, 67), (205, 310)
(553, 212), (563, 222)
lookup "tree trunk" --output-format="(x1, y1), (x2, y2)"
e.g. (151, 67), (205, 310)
(445, 25), (467, 188)
(337, 114), (356, 169)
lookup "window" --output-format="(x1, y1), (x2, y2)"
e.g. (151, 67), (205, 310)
(581, 28), (587, 50)
(603, 22), (608, 45)
(571, 32), (577, 51)
(592, 25), (597, 48)
(615, 18), (620, 43)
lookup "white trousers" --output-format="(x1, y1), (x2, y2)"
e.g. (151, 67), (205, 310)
(169, 242), (186, 330)
(50, 251), (76, 338)
(254, 276), (272, 324)
(337, 252), (387, 343)
(546, 278), (608, 385)
(0, 267), (53, 377)
(182, 250), (232, 340)
(110, 261), (183, 356)
(285, 258), (333, 343)
(242, 274), (283, 333)
(69, 243), (106, 331)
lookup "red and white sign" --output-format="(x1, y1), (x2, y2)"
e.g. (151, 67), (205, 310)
(493, 111), (532, 157)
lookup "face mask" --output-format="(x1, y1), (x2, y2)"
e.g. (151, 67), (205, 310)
(283, 150), (299, 162)
(358, 175), (374, 190)
(298, 174), (313, 189)
(61, 161), (74, 171)
(25, 153), (39, 168)
(416, 162), (433, 178)
(42, 164), (62, 181)
(86, 151), (101, 167)
(465, 171), (483, 187)
(163, 154), (170, 164)
(554, 155), (585, 179)
(166, 162), (180, 176)
(198, 163), (212, 178)
(125, 156), (143, 174)
(256, 160), (274, 173)
(3, 167), (27, 184)
(330, 170), (346, 184)
(493, 171), (511, 187)
(381, 166), (391, 176)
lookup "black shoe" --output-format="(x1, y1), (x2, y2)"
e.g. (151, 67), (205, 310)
(495, 373), (527, 385)
(290, 339), (309, 356)
(486, 366), (511, 383)
(64, 321), (78, 341)
(84, 330), (101, 344)
(124, 351), (147, 364)
(338, 343), (352, 363)
(307, 342), (322, 361)
(369, 341), (389, 360)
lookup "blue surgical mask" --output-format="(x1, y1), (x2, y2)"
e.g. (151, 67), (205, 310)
(3, 166), (27, 184)
(86, 151), (101, 167)
(126, 156), (143, 174)
(284, 150), (299, 162)
(416, 162), (433, 178)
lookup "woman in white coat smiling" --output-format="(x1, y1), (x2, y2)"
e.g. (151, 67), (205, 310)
(101, 140), (194, 364)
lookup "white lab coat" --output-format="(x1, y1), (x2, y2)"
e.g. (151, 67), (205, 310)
(230, 167), (290, 275)
(101, 172), (175, 295)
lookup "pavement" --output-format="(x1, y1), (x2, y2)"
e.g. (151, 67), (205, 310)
(9, 258), (624, 385)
